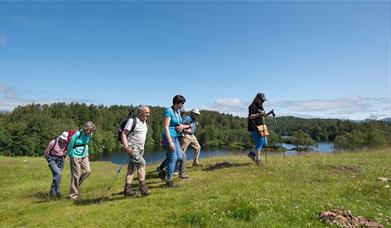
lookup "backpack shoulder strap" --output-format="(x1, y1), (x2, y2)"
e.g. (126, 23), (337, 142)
(77, 129), (83, 139)
(49, 138), (57, 155)
(130, 117), (137, 133)
(126, 117), (137, 137)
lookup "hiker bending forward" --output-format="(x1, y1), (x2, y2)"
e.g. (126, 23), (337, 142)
(122, 105), (151, 197)
(248, 93), (273, 165)
(67, 121), (95, 200)
(44, 131), (69, 197)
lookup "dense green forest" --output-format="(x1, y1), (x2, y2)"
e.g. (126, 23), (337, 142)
(0, 103), (390, 156)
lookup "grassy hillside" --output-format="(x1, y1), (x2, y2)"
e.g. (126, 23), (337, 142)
(0, 149), (390, 227)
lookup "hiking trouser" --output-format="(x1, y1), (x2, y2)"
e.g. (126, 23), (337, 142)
(178, 150), (186, 176)
(251, 130), (267, 161)
(158, 157), (168, 171)
(163, 137), (183, 181)
(69, 156), (91, 198)
(181, 134), (201, 165)
(47, 155), (64, 195)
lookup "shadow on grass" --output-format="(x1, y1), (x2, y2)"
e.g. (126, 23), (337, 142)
(30, 191), (63, 204)
(202, 161), (253, 171)
(73, 195), (127, 206)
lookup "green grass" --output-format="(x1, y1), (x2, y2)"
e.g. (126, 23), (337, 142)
(1, 149), (390, 227)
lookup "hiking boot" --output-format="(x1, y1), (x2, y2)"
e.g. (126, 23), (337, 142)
(248, 152), (256, 162)
(158, 170), (167, 181)
(50, 193), (59, 199)
(179, 174), (189, 179)
(124, 184), (136, 197)
(68, 194), (78, 200)
(256, 160), (261, 166)
(139, 181), (151, 197)
(166, 180), (179, 188)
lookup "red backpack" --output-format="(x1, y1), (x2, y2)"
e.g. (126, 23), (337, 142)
(65, 129), (82, 150)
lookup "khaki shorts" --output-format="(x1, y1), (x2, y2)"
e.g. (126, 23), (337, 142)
(127, 146), (146, 172)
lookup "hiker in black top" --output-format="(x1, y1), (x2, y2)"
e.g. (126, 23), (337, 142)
(247, 93), (273, 165)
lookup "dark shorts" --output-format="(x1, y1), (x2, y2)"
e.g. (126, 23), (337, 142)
(127, 146), (146, 172)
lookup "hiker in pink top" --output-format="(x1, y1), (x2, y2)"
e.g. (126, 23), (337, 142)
(44, 132), (68, 198)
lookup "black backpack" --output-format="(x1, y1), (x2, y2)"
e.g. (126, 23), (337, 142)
(117, 115), (137, 144)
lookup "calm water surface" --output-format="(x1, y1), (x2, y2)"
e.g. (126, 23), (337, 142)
(95, 142), (334, 165)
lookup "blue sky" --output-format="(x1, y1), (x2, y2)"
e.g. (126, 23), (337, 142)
(0, 1), (390, 120)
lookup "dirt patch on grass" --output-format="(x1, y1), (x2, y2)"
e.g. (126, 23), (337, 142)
(328, 165), (363, 174)
(202, 161), (251, 171)
(319, 210), (383, 228)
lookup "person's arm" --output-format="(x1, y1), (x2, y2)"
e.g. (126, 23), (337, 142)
(121, 119), (134, 155)
(44, 140), (54, 158)
(248, 112), (264, 120)
(248, 105), (264, 120)
(163, 117), (175, 152)
(265, 109), (274, 117)
(121, 129), (133, 155)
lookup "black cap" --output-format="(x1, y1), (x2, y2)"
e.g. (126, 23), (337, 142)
(256, 93), (267, 101)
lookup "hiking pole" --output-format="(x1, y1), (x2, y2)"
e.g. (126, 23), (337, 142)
(98, 156), (128, 205)
(271, 111), (285, 158)
(262, 115), (268, 164)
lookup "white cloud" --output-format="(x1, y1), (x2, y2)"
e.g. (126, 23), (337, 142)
(0, 84), (93, 112)
(202, 96), (391, 120)
(201, 97), (247, 117)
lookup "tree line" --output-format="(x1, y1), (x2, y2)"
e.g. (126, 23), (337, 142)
(0, 103), (390, 156)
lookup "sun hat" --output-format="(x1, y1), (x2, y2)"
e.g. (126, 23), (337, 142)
(59, 132), (69, 141)
(190, 108), (201, 115)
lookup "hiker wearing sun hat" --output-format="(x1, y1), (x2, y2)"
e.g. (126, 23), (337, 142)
(180, 108), (202, 169)
(44, 131), (69, 198)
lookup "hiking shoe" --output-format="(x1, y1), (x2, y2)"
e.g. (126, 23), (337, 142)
(124, 184), (136, 197)
(192, 161), (200, 167)
(50, 193), (59, 199)
(179, 174), (189, 179)
(158, 170), (167, 181)
(248, 152), (256, 162)
(139, 181), (151, 197)
(166, 180), (179, 188)
(68, 194), (78, 200)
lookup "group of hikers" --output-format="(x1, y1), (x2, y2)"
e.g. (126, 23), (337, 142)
(44, 92), (272, 199)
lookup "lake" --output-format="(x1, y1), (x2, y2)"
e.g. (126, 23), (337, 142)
(94, 142), (335, 165)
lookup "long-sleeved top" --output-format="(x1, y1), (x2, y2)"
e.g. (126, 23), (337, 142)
(44, 138), (67, 157)
(67, 130), (93, 158)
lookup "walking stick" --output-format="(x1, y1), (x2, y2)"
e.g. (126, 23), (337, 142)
(261, 115), (268, 164)
(272, 112), (285, 158)
(98, 156), (129, 205)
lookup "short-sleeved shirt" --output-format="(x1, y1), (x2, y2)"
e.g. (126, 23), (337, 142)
(162, 107), (182, 139)
(248, 102), (265, 131)
(182, 115), (197, 135)
(124, 117), (148, 150)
